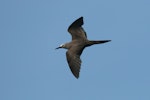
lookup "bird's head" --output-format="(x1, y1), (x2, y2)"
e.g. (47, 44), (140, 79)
(56, 44), (66, 49)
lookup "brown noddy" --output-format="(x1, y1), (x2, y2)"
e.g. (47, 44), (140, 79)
(56, 17), (111, 79)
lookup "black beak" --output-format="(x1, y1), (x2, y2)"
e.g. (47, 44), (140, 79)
(55, 47), (61, 49)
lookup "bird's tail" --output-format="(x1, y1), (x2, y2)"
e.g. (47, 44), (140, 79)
(86, 40), (111, 47)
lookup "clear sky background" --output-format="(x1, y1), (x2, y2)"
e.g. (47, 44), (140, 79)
(0, 0), (150, 100)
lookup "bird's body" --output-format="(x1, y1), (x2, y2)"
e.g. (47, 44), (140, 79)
(56, 17), (111, 78)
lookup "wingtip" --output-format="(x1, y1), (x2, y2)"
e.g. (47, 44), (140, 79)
(71, 71), (79, 79)
(80, 16), (83, 19)
(74, 75), (79, 79)
(72, 71), (79, 79)
(68, 16), (84, 30)
(79, 16), (83, 22)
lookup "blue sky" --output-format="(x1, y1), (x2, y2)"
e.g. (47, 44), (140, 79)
(0, 0), (150, 100)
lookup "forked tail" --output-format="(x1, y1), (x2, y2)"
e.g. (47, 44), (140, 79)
(86, 40), (111, 47)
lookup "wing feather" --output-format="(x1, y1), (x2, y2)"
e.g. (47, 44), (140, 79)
(66, 46), (84, 78)
(68, 17), (87, 40)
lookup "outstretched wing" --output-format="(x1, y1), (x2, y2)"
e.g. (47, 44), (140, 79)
(68, 17), (87, 40)
(66, 46), (84, 78)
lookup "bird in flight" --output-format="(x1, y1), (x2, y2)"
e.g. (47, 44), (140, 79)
(56, 17), (111, 79)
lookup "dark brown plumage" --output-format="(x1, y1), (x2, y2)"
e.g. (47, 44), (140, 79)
(56, 17), (111, 78)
